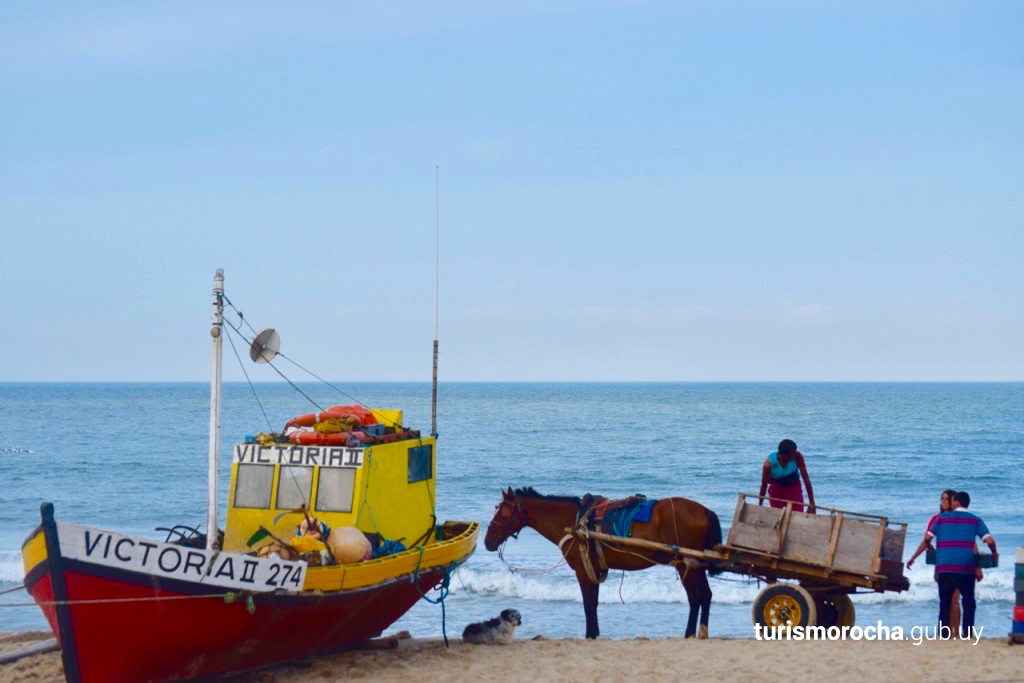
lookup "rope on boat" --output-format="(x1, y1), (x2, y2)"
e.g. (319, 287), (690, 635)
(0, 590), (258, 609)
(355, 452), (385, 538)
(223, 590), (258, 614)
(411, 548), (456, 648)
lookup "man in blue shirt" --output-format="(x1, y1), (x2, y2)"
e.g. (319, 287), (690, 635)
(925, 491), (998, 637)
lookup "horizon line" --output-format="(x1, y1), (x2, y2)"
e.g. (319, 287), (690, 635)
(1, 380), (1021, 385)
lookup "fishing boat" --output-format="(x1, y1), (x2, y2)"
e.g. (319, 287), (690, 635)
(21, 270), (478, 682)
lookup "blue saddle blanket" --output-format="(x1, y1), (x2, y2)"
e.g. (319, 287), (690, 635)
(606, 499), (656, 538)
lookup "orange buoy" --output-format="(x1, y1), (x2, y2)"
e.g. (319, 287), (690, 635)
(327, 527), (373, 564)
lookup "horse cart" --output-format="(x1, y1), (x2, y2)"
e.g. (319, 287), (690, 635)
(569, 493), (910, 630)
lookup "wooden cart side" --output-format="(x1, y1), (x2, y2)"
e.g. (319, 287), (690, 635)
(735, 492), (899, 522)
(824, 512), (844, 568)
(780, 512), (833, 566)
(725, 498), (784, 554)
(727, 493), (908, 573)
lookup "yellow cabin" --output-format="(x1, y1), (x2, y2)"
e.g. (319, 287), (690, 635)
(222, 408), (437, 555)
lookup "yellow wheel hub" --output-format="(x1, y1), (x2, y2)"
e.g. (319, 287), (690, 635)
(764, 594), (802, 626)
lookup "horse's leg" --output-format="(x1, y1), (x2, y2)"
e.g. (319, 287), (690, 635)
(695, 569), (712, 639)
(577, 573), (601, 639)
(678, 564), (701, 638)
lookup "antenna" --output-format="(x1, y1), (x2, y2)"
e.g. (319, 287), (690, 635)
(432, 166), (439, 438)
(250, 328), (281, 364)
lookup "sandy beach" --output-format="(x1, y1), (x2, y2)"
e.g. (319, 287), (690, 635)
(3, 631), (1023, 683)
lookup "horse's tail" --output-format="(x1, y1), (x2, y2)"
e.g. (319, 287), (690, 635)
(703, 506), (724, 576)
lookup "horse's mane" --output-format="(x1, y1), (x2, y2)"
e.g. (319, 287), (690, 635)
(512, 486), (581, 506)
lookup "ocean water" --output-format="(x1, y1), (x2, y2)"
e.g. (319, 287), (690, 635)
(1, 382), (1021, 641)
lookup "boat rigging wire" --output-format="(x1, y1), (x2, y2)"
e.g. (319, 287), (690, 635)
(276, 352), (400, 425)
(223, 318), (274, 433)
(222, 296), (405, 429)
(222, 296), (257, 335)
(222, 317), (324, 414)
(222, 317), (311, 511)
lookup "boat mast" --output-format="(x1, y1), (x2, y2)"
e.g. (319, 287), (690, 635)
(207, 269), (225, 550)
(432, 167), (439, 437)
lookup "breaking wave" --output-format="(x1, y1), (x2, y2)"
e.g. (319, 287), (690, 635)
(451, 561), (1017, 605)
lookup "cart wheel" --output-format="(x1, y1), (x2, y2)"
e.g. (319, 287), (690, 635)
(814, 594), (856, 628)
(752, 584), (817, 628)
(832, 594), (855, 628)
(814, 596), (839, 628)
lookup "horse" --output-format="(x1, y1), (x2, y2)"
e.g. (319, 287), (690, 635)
(484, 487), (722, 640)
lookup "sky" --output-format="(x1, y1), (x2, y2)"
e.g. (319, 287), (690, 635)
(0, 2), (1021, 381)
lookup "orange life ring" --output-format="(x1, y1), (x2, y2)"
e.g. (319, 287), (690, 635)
(322, 405), (377, 424)
(287, 430), (375, 447)
(284, 405), (377, 430)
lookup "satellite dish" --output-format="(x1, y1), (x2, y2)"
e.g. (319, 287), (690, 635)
(250, 328), (281, 364)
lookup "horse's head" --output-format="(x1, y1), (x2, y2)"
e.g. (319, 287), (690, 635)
(484, 487), (526, 551)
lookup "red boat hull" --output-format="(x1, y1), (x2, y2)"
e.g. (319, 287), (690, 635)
(26, 557), (448, 682)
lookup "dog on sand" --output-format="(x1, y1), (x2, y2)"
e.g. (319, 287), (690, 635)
(462, 609), (522, 645)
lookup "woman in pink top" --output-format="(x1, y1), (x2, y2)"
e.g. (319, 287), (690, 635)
(758, 438), (816, 513)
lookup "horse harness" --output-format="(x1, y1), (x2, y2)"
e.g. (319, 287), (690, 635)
(573, 494), (648, 584)
(488, 497), (526, 541)
(492, 492), (657, 584)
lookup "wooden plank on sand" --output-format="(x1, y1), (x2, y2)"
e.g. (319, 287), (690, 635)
(0, 638), (59, 665)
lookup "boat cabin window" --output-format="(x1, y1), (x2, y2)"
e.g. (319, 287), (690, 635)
(408, 445), (433, 483)
(316, 468), (356, 513)
(277, 466), (313, 510)
(234, 465), (274, 509)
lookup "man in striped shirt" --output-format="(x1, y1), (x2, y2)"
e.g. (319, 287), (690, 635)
(906, 489), (966, 632)
(926, 491), (998, 637)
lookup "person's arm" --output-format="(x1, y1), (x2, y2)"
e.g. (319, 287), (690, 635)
(796, 452), (815, 512)
(906, 534), (934, 568)
(758, 460), (770, 505)
(982, 534), (997, 564)
(976, 518), (998, 566)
